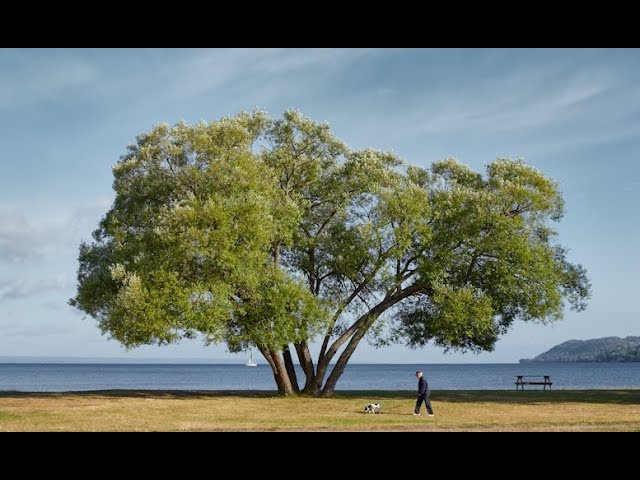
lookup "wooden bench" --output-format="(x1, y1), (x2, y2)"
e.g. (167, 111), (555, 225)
(515, 375), (552, 390)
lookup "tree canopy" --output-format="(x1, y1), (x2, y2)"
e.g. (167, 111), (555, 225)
(70, 110), (591, 395)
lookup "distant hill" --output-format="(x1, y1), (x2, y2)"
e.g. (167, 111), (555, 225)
(520, 336), (640, 363)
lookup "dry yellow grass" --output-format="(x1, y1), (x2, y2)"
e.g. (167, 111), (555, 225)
(1, 390), (639, 431)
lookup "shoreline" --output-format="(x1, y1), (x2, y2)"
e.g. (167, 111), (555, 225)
(1, 388), (640, 397)
(1, 388), (640, 395)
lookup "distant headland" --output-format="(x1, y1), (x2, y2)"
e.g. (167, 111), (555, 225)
(520, 336), (640, 363)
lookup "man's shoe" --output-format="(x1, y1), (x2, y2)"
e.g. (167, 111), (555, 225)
(413, 413), (420, 416)
(428, 414), (435, 417)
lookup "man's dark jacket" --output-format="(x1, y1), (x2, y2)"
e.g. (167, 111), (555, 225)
(418, 376), (430, 396)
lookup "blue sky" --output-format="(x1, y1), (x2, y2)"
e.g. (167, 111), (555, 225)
(1, 48), (639, 363)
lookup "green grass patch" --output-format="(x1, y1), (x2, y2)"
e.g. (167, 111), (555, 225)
(0, 389), (639, 431)
(0, 411), (20, 420)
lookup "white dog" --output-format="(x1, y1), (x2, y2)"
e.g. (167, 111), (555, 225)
(364, 403), (381, 414)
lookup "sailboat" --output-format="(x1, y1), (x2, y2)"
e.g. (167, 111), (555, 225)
(245, 350), (257, 367)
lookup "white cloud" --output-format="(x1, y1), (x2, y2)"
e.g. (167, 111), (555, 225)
(0, 206), (49, 262)
(66, 199), (111, 238)
(0, 49), (95, 111)
(623, 181), (640, 192)
(362, 56), (630, 152)
(0, 275), (67, 302)
(3, 322), (74, 337)
(413, 76), (613, 136)
(154, 48), (374, 104)
(250, 48), (373, 75)
(375, 88), (397, 97)
(0, 199), (112, 263)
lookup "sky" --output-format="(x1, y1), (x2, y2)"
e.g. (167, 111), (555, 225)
(0, 48), (639, 364)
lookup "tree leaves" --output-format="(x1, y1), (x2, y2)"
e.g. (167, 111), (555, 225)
(70, 109), (591, 371)
(71, 112), (324, 350)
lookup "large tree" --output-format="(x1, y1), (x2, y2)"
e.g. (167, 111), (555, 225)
(70, 110), (591, 396)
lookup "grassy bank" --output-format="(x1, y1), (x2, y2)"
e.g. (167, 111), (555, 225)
(1, 389), (639, 431)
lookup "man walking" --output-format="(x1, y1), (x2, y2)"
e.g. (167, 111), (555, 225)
(414, 370), (434, 416)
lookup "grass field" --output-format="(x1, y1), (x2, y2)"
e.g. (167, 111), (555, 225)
(1, 389), (639, 431)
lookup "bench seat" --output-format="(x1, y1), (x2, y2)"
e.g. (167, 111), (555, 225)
(515, 375), (552, 390)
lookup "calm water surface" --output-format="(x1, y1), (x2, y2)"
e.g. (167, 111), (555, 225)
(1, 363), (639, 392)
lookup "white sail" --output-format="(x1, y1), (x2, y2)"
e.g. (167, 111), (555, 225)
(245, 350), (257, 367)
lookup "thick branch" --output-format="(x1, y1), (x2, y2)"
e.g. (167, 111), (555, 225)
(321, 282), (428, 395)
(294, 341), (316, 392)
(316, 282), (427, 391)
(315, 208), (339, 237)
(257, 345), (276, 370)
(465, 251), (480, 283)
(282, 345), (300, 393)
(317, 264), (382, 361)
(294, 341), (315, 378)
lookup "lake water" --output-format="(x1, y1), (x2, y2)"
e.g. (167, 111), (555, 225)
(1, 362), (640, 392)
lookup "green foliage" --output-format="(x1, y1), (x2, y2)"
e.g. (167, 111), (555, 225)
(393, 284), (497, 352)
(226, 268), (330, 352)
(70, 109), (591, 372)
(70, 112), (325, 350)
(380, 157), (590, 351)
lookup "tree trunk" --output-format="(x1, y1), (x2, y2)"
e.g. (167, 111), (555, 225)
(271, 351), (295, 395)
(321, 325), (368, 396)
(282, 345), (300, 393)
(314, 317), (367, 393)
(258, 346), (296, 395)
(314, 357), (330, 393)
(294, 342), (318, 394)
